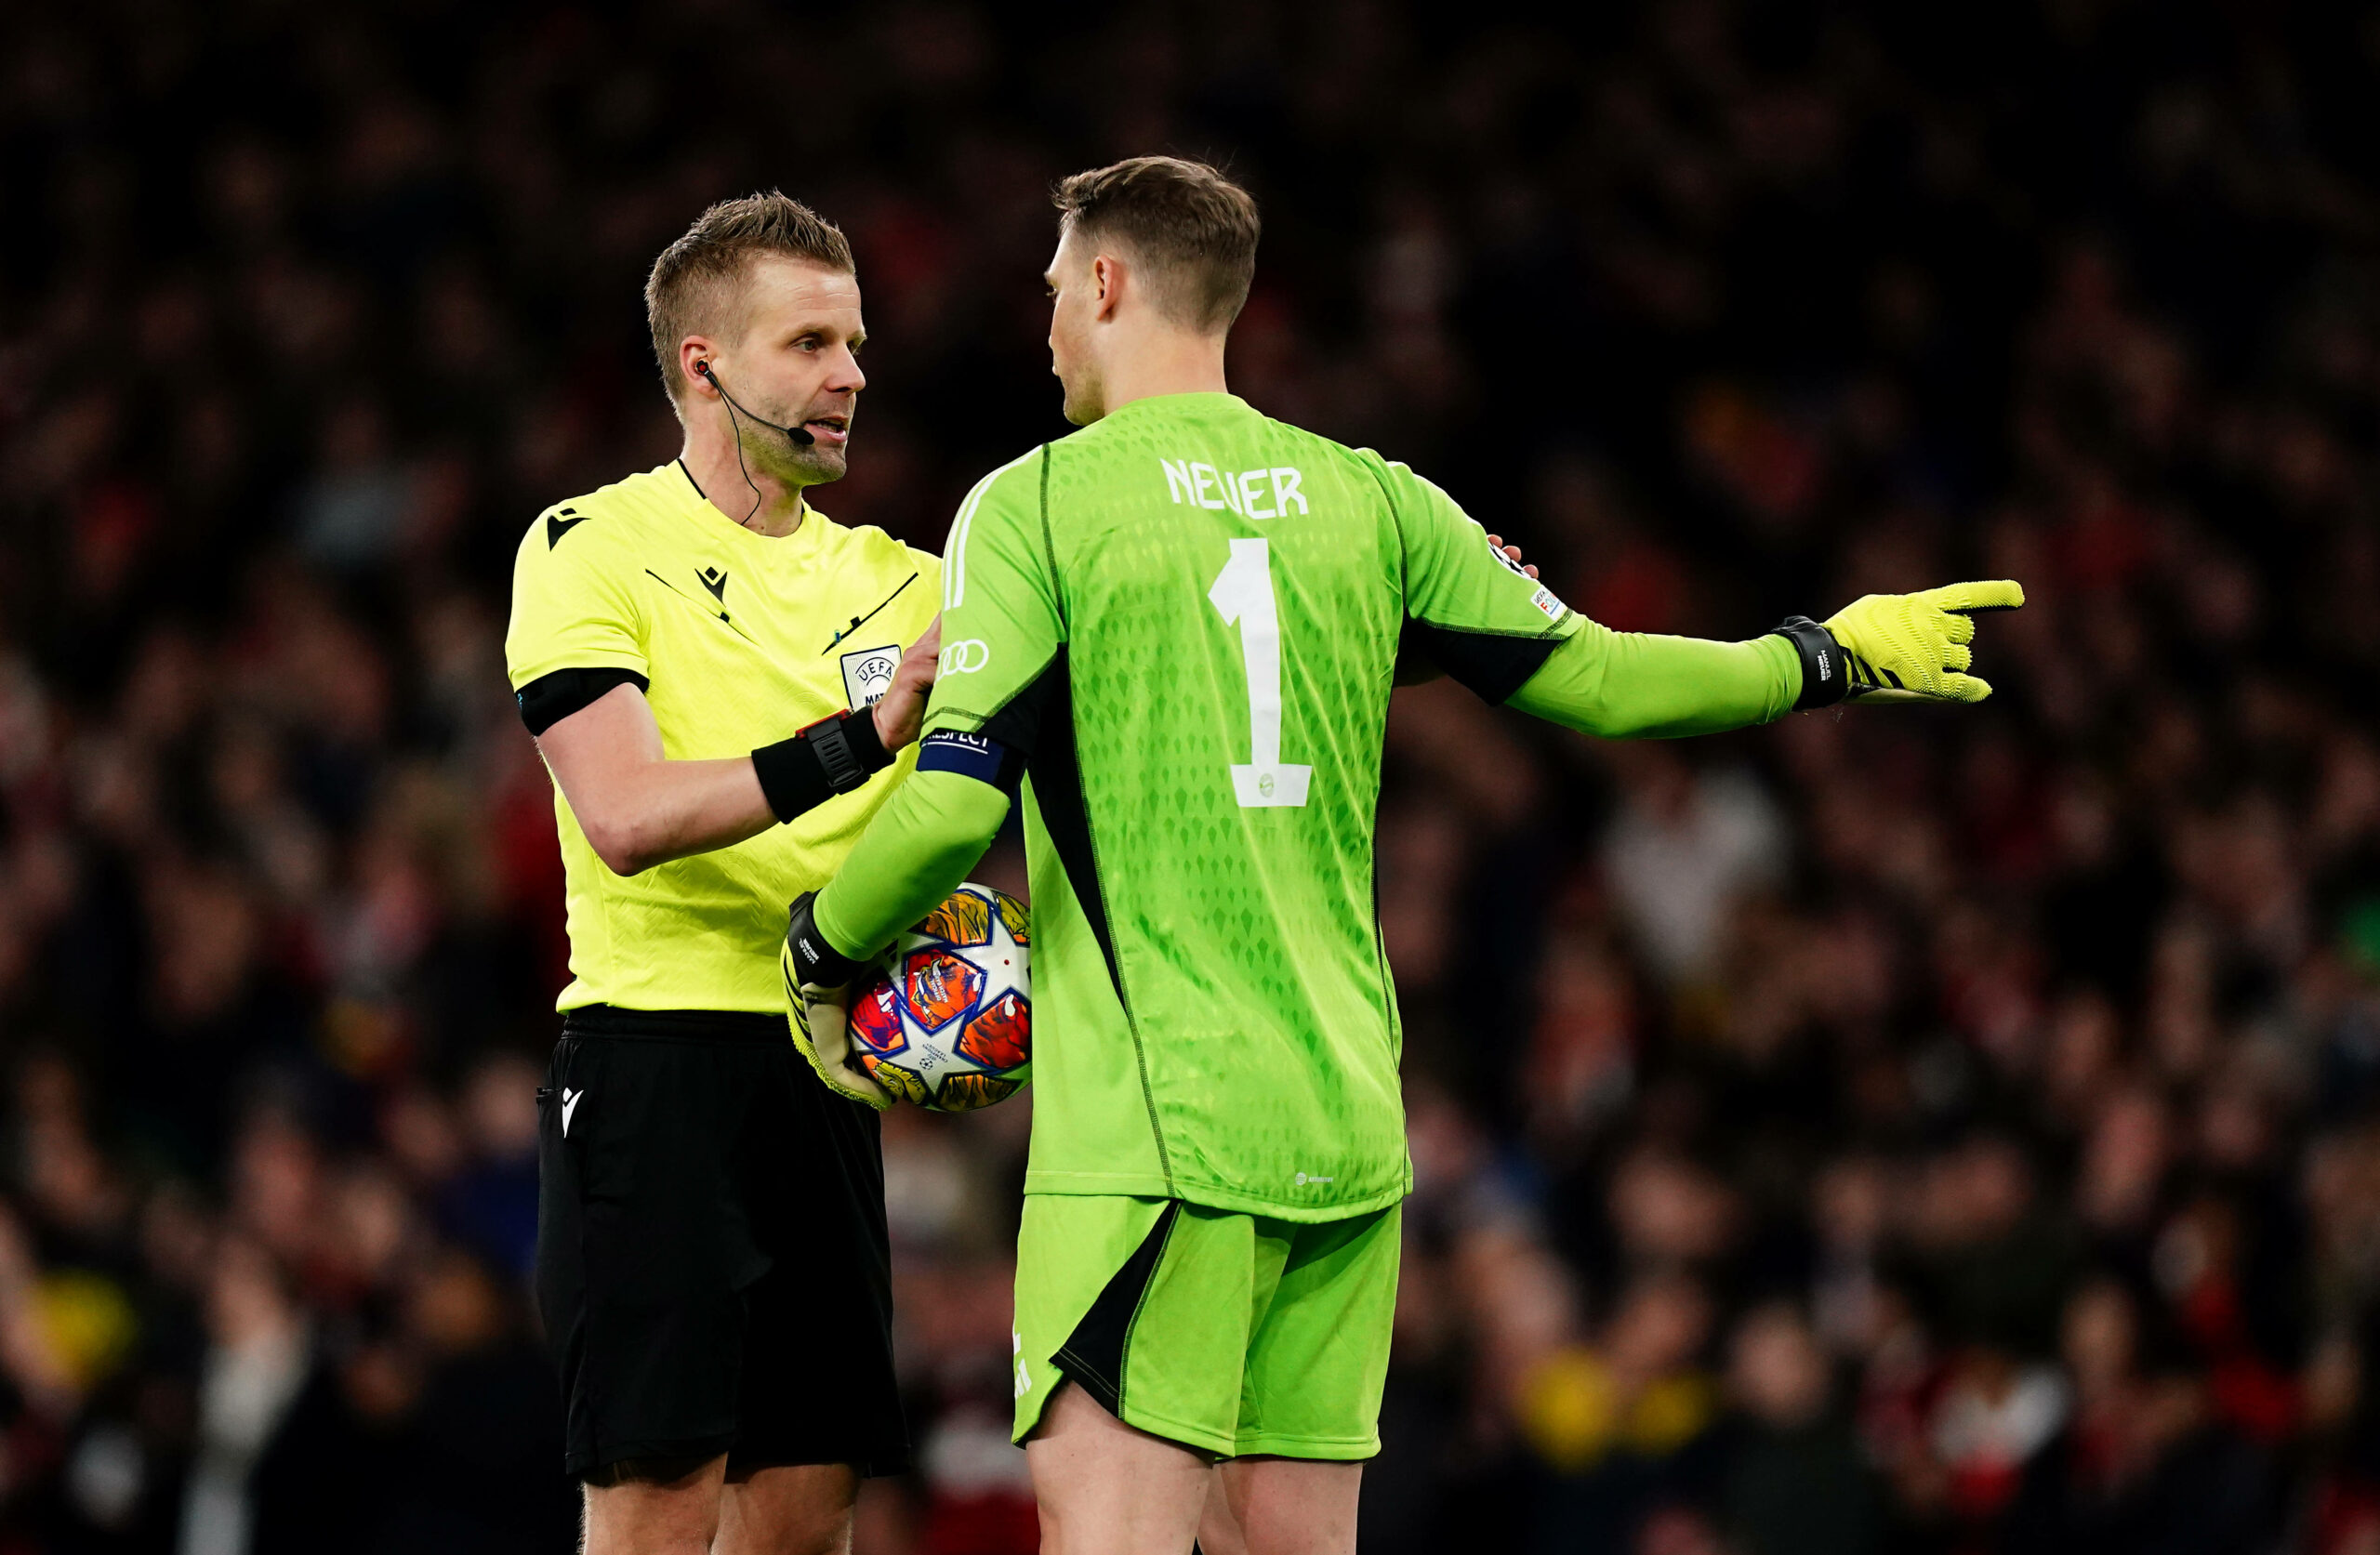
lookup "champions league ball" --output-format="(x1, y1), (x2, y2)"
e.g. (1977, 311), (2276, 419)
(847, 882), (1031, 1112)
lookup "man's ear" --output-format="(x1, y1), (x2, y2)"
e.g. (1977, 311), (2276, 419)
(1091, 254), (1125, 323)
(680, 336), (721, 395)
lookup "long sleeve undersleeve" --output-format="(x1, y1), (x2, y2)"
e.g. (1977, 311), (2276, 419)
(1504, 620), (1803, 738)
(813, 769), (1012, 962)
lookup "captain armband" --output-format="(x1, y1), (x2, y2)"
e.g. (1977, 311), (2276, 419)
(916, 730), (1024, 791)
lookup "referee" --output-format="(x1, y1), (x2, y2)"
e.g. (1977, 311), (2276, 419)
(505, 193), (937, 1555)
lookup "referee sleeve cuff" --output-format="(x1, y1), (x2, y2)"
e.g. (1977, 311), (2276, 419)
(517, 666), (650, 735)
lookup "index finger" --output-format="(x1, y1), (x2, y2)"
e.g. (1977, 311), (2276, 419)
(1923, 579), (2025, 615)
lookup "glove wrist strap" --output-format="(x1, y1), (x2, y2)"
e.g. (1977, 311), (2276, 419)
(1770, 616), (1851, 710)
(751, 710), (892, 824)
(786, 892), (869, 988)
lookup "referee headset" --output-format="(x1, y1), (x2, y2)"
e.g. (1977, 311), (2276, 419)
(694, 360), (813, 528)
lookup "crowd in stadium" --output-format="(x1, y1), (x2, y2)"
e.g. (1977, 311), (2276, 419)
(2, 2), (2378, 1551)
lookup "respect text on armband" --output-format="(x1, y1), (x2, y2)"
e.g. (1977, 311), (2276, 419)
(1160, 459), (1307, 520)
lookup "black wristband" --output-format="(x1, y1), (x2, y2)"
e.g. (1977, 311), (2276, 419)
(786, 890), (868, 988)
(751, 710), (893, 824)
(1770, 615), (1851, 710)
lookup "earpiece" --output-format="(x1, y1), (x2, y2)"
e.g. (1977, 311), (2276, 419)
(698, 363), (813, 449)
(694, 359), (816, 528)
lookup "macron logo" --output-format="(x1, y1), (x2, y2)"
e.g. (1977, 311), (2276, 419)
(562, 1088), (583, 1136)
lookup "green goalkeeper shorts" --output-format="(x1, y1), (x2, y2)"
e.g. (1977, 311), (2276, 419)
(1011, 1193), (1400, 1460)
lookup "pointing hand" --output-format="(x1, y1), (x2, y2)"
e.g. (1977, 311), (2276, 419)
(1823, 581), (2026, 704)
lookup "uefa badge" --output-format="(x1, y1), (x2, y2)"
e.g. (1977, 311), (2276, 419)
(839, 644), (902, 710)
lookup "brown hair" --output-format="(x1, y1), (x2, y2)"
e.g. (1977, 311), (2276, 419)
(1052, 156), (1260, 334)
(644, 191), (854, 404)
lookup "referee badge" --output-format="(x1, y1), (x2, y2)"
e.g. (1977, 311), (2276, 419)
(839, 645), (903, 711)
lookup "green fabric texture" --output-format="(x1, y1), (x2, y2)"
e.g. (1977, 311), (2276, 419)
(813, 390), (1805, 1220)
(1010, 1193), (1400, 1459)
(1506, 624), (1801, 737)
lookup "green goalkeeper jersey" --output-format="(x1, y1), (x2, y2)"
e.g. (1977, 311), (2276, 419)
(816, 391), (1803, 1219)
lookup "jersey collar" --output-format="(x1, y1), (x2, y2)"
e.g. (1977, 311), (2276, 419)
(668, 460), (830, 557)
(1097, 390), (1250, 425)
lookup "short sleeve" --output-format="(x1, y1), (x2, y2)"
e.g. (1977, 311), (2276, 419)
(505, 508), (648, 691)
(1383, 459), (1580, 703)
(921, 449), (1064, 756)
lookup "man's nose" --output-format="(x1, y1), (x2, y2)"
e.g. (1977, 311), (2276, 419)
(826, 346), (866, 394)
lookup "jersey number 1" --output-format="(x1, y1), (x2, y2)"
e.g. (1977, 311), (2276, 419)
(1209, 538), (1312, 809)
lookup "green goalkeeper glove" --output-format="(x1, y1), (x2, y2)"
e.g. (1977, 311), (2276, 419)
(1792, 581), (2025, 705)
(783, 891), (893, 1111)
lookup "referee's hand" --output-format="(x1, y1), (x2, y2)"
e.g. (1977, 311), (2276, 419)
(871, 616), (942, 752)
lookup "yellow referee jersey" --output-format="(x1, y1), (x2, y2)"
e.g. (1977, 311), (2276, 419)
(506, 460), (940, 1013)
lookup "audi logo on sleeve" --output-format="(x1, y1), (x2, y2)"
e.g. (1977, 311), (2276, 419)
(938, 639), (991, 677)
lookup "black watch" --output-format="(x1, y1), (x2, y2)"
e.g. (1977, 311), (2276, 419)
(802, 710), (872, 794)
(751, 709), (892, 824)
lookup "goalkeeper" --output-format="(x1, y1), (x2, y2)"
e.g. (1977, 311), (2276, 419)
(787, 157), (2020, 1555)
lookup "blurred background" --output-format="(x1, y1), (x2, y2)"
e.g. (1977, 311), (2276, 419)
(2, 0), (2379, 1551)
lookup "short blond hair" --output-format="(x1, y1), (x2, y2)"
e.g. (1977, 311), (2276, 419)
(1053, 156), (1260, 334)
(644, 191), (854, 404)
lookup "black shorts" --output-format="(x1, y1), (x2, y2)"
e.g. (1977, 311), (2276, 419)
(535, 1006), (908, 1480)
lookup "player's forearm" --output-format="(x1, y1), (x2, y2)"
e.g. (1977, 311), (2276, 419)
(815, 771), (1011, 961)
(554, 754), (778, 876)
(1506, 622), (1801, 738)
(538, 682), (913, 876)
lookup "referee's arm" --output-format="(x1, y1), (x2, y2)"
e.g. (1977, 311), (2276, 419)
(533, 622), (938, 876)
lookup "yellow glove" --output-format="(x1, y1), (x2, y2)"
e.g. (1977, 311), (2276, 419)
(1823, 580), (2025, 705)
(783, 892), (893, 1111)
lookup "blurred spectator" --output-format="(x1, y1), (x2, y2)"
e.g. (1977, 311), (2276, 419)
(2002, 1278), (2273, 1554)
(1524, 1272), (1718, 1553)
(436, 1053), (539, 1282)
(1716, 1303), (1881, 1555)
(181, 1235), (313, 1555)
(1602, 749), (1788, 987)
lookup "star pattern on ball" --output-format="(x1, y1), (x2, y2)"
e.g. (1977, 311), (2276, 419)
(896, 1000), (998, 1090)
(945, 908), (1028, 1012)
(870, 884), (1031, 1111)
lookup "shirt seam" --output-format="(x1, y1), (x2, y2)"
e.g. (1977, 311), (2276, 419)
(1038, 444), (1175, 1198)
(509, 649), (652, 691)
(1407, 615), (1573, 641)
(1022, 1171), (1408, 1220)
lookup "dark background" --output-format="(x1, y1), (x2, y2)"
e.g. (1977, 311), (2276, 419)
(3, 1), (2380, 1550)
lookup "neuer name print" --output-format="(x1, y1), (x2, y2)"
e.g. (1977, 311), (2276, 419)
(1159, 459), (1309, 520)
